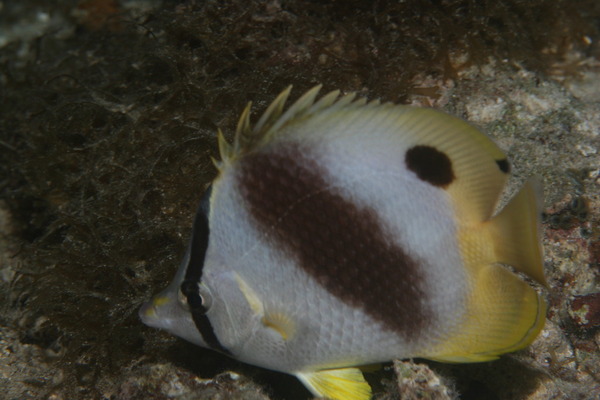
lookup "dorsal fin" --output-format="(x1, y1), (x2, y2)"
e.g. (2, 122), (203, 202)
(217, 85), (378, 167)
(216, 87), (511, 224)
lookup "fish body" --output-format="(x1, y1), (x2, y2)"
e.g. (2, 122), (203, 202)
(140, 86), (547, 400)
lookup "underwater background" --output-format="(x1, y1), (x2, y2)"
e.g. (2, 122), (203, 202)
(1, 0), (599, 399)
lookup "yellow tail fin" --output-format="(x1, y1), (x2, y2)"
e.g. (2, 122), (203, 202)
(428, 263), (546, 363)
(488, 178), (546, 286)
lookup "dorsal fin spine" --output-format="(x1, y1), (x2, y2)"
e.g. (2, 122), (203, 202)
(266, 84), (323, 135)
(254, 85), (293, 133)
(218, 85), (379, 164)
(233, 102), (253, 155)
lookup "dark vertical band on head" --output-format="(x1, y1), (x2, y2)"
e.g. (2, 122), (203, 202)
(238, 143), (432, 339)
(182, 185), (230, 355)
(186, 185), (212, 282)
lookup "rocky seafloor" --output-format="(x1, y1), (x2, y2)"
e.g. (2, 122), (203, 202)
(1, 1), (599, 399)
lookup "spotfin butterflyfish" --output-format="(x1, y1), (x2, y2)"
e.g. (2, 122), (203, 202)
(139, 86), (547, 400)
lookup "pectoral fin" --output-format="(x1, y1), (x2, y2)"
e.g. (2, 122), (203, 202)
(296, 367), (372, 400)
(234, 273), (296, 341)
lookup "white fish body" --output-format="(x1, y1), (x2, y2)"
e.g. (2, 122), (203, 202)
(140, 86), (546, 400)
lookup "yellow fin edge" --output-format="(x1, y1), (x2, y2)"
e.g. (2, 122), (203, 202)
(296, 367), (372, 400)
(487, 178), (547, 286)
(427, 264), (546, 363)
(261, 311), (296, 341)
(216, 85), (379, 165)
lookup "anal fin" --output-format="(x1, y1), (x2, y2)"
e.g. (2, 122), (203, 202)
(296, 367), (372, 400)
(428, 263), (546, 363)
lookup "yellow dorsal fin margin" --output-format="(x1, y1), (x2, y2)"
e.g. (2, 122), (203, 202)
(390, 107), (509, 223)
(253, 86), (294, 134)
(217, 87), (512, 225)
(233, 102), (253, 154)
(216, 128), (232, 167)
(296, 367), (372, 400)
(218, 85), (380, 164)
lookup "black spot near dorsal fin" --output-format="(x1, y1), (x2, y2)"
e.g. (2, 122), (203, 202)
(405, 145), (455, 188)
(496, 159), (510, 174)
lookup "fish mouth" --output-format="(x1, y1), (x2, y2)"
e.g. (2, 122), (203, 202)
(138, 295), (171, 327)
(138, 300), (158, 325)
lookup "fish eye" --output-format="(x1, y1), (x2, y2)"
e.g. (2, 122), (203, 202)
(179, 280), (212, 314)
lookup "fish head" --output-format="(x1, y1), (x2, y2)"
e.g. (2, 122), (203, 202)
(138, 246), (206, 347)
(140, 256), (262, 353)
(139, 184), (259, 352)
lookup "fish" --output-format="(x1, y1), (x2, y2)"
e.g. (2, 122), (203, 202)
(139, 86), (547, 400)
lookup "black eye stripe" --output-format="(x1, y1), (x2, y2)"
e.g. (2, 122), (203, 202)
(180, 281), (206, 311)
(182, 184), (231, 355)
(185, 185), (212, 282)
